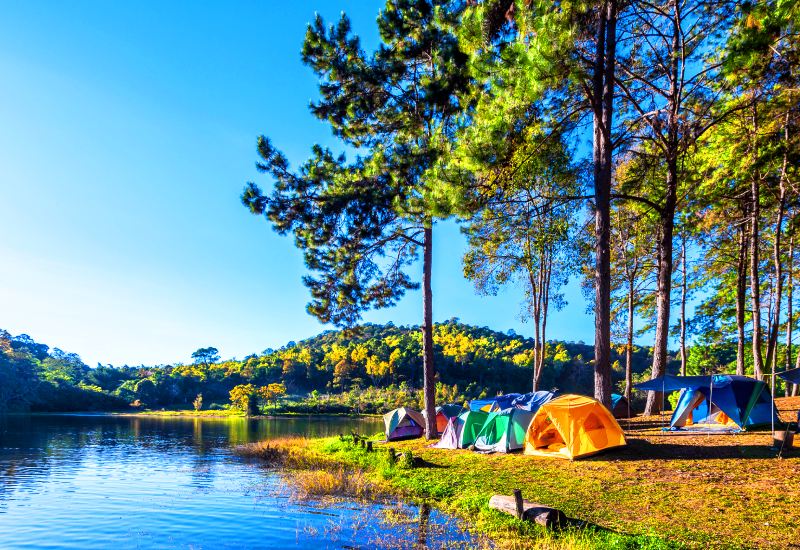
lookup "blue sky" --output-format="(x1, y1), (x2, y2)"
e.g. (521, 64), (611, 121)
(0, 1), (606, 367)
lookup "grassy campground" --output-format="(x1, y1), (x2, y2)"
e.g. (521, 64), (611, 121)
(238, 396), (800, 549)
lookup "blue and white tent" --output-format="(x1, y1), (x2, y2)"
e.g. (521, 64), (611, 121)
(635, 375), (777, 431)
(777, 367), (800, 386)
(510, 391), (557, 413)
(468, 393), (522, 412)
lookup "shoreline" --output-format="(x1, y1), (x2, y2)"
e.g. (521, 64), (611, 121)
(117, 411), (382, 420)
(0, 410), (382, 420)
(237, 434), (672, 549)
(236, 404), (800, 550)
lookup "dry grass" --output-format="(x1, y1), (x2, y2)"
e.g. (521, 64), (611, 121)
(236, 436), (319, 468)
(289, 467), (376, 500)
(237, 436), (384, 501)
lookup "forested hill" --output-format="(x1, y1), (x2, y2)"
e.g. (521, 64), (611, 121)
(282, 321), (662, 394)
(0, 322), (670, 413)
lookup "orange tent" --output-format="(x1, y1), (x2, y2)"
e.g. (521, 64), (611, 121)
(524, 394), (626, 460)
(423, 403), (464, 434)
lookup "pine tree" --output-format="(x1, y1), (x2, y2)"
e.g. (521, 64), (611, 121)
(241, 1), (470, 438)
(457, 122), (580, 391)
(455, 0), (621, 405)
(615, 0), (739, 414)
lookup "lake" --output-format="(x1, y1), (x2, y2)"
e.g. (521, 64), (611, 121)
(0, 414), (478, 549)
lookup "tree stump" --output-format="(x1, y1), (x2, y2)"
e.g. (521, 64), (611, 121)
(488, 493), (566, 528)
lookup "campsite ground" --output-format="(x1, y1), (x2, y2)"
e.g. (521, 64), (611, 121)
(240, 396), (800, 549)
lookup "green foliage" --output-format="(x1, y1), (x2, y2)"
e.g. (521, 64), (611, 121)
(191, 347), (220, 366)
(686, 344), (737, 376)
(229, 384), (261, 415)
(0, 330), (126, 412)
(1, 323), (685, 414)
(667, 391), (681, 410)
(242, 0), (471, 328)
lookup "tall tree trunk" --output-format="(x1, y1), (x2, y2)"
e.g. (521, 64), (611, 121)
(535, 246), (552, 391)
(625, 276), (634, 400)
(765, 181), (786, 372)
(421, 224), (436, 439)
(644, 4), (680, 415)
(644, 157), (677, 415)
(750, 104), (765, 381)
(794, 335), (800, 396)
(679, 232), (688, 376)
(785, 237), (794, 396)
(736, 218), (749, 376)
(794, 342), (800, 396)
(592, 0), (617, 408)
(527, 233), (543, 391)
(532, 307), (541, 392)
(530, 249), (544, 391)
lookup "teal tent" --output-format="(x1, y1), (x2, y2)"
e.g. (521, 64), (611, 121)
(433, 409), (489, 449)
(473, 408), (535, 453)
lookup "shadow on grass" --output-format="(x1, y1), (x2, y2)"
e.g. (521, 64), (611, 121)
(540, 515), (674, 548)
(412, 456), (448, 469)
(586, 437), (788, 461)
(621, 418), (674, 430)
(561, 516), (614, 532)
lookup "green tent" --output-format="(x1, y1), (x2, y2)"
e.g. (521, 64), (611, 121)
(473, 408), (535, 453)
(433, 409), (489, 449)
(458, 410), (489, 447)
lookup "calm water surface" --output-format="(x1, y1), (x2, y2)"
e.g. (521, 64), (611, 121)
(0, 415), (476, 549)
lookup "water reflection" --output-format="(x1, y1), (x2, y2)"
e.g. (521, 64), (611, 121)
(0, 415), (484, 549)
(0, 414), (382, 499)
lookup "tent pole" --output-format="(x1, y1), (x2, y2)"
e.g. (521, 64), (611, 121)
(708, 375), (713, 438)
(627, 393), (631, 431)
(771, 371), (776, 437)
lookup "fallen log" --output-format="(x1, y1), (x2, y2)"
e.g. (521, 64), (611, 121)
(488, 491), (566, 528)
